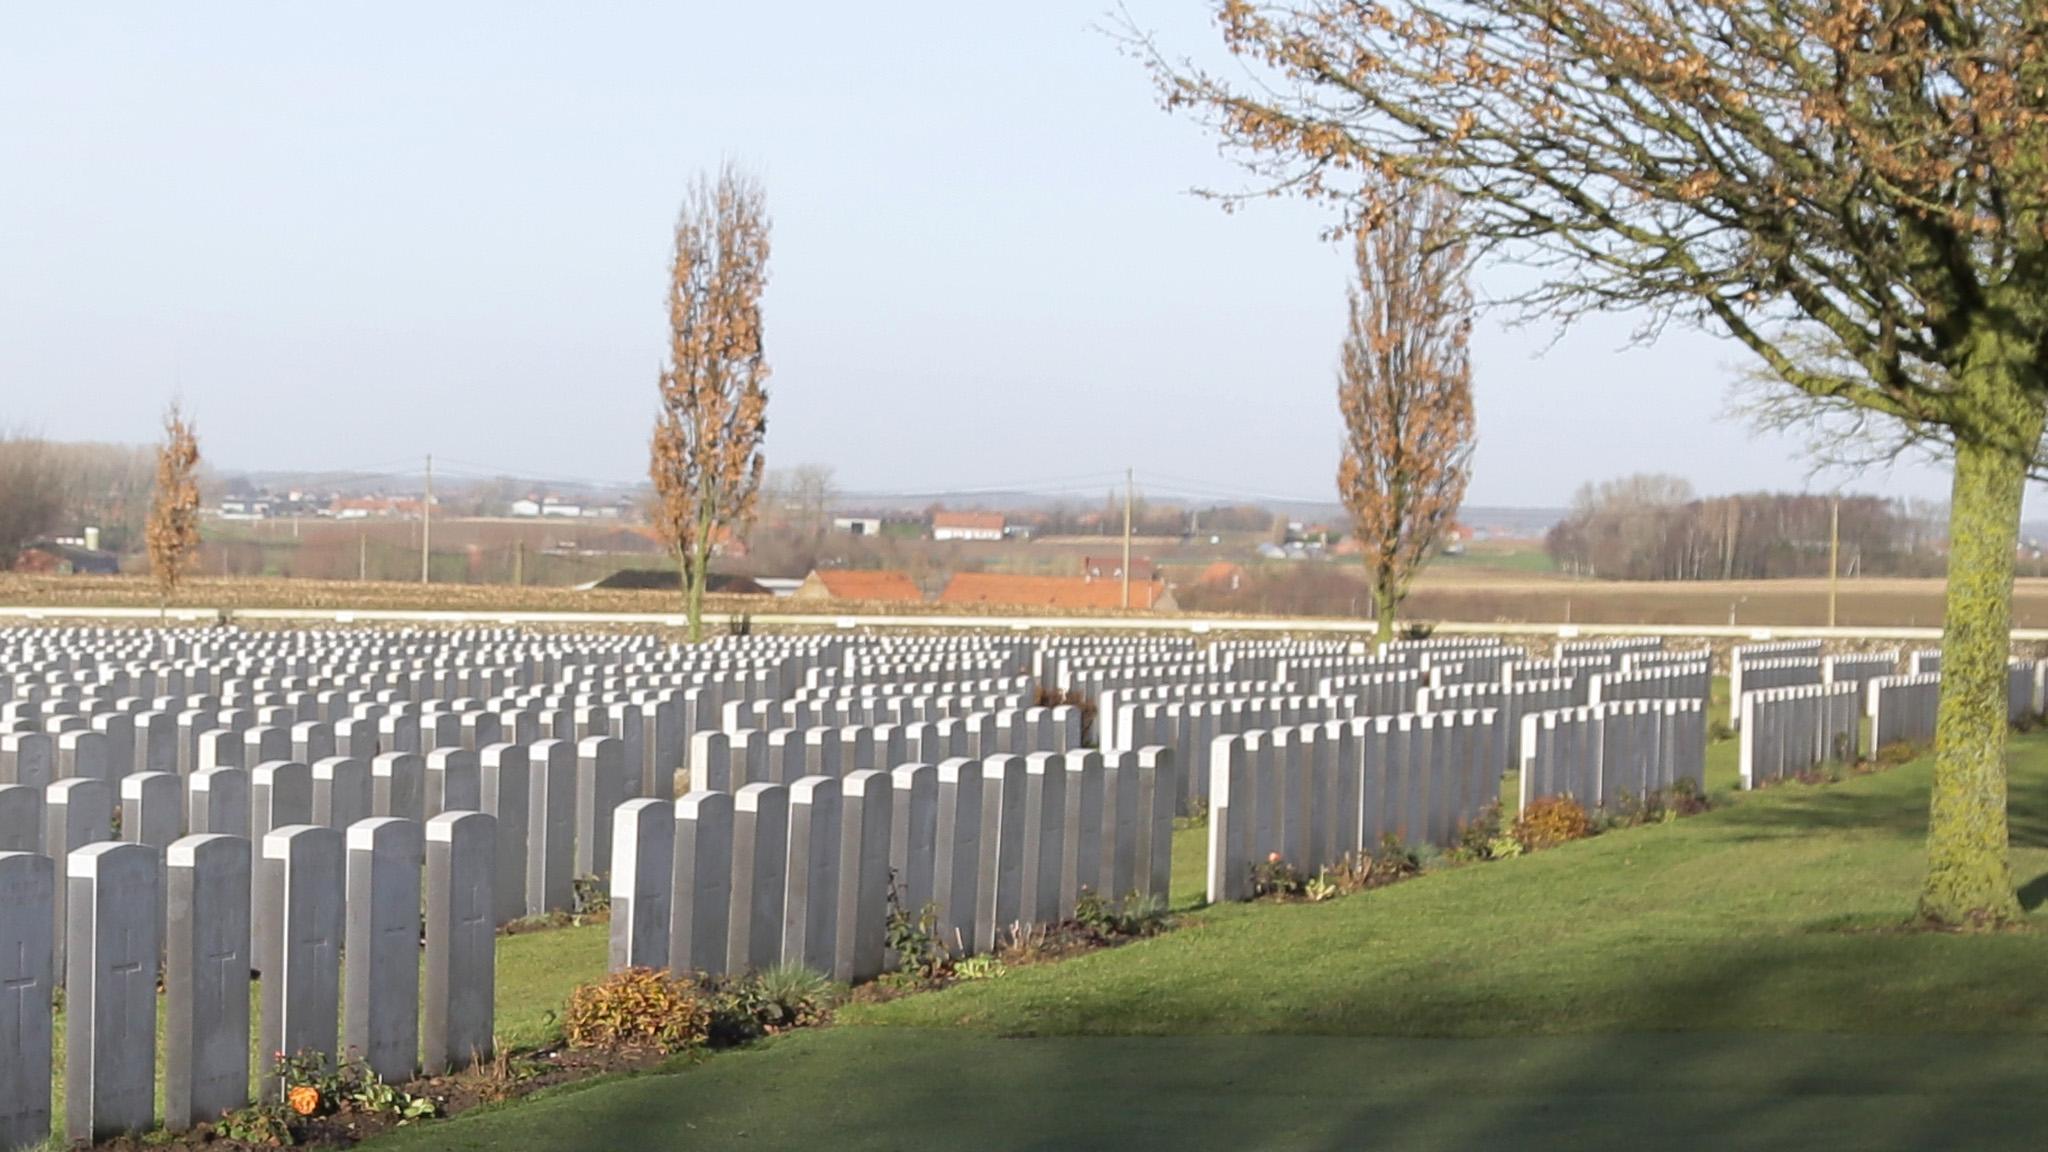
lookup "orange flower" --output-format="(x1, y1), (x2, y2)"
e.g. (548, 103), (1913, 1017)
(287, 1085), (321, 1117)
(1267, 852), (1282, 863)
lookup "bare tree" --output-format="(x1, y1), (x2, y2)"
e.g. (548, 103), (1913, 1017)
(1135, 0), (2048, 927)
(0, 433), (63, 571)
(649, 165), (772, 642)
(1335, 180), (1476, 643)
(146, 402), (202, 614)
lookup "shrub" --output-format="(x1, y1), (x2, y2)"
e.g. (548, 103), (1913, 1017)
(751, 963), (836, 1031)
(1250, 852), (1308, 898)
(954, 955), (1006, 981)
(1373, 835), (1422, 880)
(1075, 890), (1172, 938)
(1708, 718), (1737, 743)
(1453, 803), (1506, 861)
(1512, 796), (1593, 851)
(564, 967), (712, 1053)
(572, 875), (612, 917)
(884, 883), (947, 979)
(1874, 741), (1917, 768)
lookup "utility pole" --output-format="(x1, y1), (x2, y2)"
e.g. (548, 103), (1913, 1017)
(421, 453), (433, 584)
(358, 531), (367, 582)
(513, 538), (525, 587)
(1827, 494), (1840, 628)
(1122, 467), (1134, 610)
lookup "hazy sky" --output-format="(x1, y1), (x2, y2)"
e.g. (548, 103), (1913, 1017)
(0, 2), (1982, 510)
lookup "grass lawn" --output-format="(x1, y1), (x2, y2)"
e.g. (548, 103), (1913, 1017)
(365, 718), (2048, 1150)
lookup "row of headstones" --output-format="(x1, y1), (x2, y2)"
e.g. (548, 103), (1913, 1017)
(1866, 674), (1942, 751)
(1206, 709), (1506, 902)
(1515, 700), (1709, 815)
(1558, 636), (1666, 659)
(1737, 683), (1862, 788)
(1415, 678), (1578, 775)
(1585, 663), (1711, 706)
(1306, 671), (1427, 716)
(688, 710), (1084, 793)
(718, 692), (1033, 733)
(1727, 640), (1826, 703)
(609, 748), (1180, 981)
(1103, 695), (1372, 815)
(0, 812), (495, 1148)
(5, 733), (643, 947)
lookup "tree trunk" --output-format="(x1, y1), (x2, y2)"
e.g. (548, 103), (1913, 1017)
(685, 543), (709, 644)
(1371, 569), (1397, 645)
(1919, 427), (2033, 925)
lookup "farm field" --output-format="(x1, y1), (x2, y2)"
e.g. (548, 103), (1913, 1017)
(12, 569), (2048, 631)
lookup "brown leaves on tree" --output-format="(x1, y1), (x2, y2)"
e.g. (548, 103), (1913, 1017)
(1335, 178), (1475, 642)
(146, 402), (202, 610)
(648, 164), (772, 642)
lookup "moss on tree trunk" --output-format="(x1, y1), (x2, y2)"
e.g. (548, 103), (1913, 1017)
(1919, 400), (2039, 925)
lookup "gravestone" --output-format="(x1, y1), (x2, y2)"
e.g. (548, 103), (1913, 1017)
(0, 785), (41, 853)
(372, 752), (425, 821)
(311, 757), (372, 831)
(164, 834), (251, 1131)
(426, 748), (481, 818)
(727, 782), (790, 972)
(1020, 753), (1067, 927)
(258, 825), (344, 1096)
(478, 744), (530, 925)
(609, 799), (675, 971)
(1059, 750), (1103, 917)
(835, 769), (893, 982)
(47, 776), (115, 979)
(345, 818), (423, 1084)
(783, 776), (843, 973)
(931, 758), (984, 955)
(670, 791), (733, 976)
(575, 736), (628, 879)
(65, 842), (159, 1144)
(526, 740), (577, 915)
(976, 756), (1027, 953)
(0, 851), (54, 1151)
(423, 811), (495, 1074)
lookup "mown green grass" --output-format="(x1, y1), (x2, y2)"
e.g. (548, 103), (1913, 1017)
(365, 720), (2048, 1151)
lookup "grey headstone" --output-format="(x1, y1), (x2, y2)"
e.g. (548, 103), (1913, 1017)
(526, 740), (577, 916)
(609, 799), (675, 971)
(425, 748), (481, 819)
(931, 758), (983, 955)
(258, 825), (344, 1096)
(64, 842), (159, 1143)
(479, 744), (530, 925)
(164, 834), (251, 1131)
(311, 757), (372, 831)
(783, 776), (842, 973)
(372, 752), (425, 821)
(727, 782), (790, 972)
(345, 818), (423, 1084)
(0, 852), (54, 1150)
(575, 736), (628, 879)
(670, 791), (733, 977)
(835, 769), (893, 983)
(423, 811), (495, 1075)
(47, 777), (115, 980)
(0, 785), (41, 854)
(976, 756), (1027, 953)
(1060, 750), (1103, 916)
(1020, 753), (1067, 927)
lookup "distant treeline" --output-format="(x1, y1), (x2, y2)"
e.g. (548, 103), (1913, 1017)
(1544, 475), (1947, 581)
(0, 435), (158, 567)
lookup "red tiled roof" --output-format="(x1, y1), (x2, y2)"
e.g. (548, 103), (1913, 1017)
(799, 569), (924, 603)
(932, 512), (1005, 532)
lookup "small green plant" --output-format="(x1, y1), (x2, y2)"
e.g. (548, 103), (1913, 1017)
(1453, 803), (1507, 861)
(953, 954), (1007, 981)
(1304, 872), (1340, 902)
(1373, 835), (1422, 880)
(751, 962), (836, 1031)
(216, 1101), (298, 1146)
(1708, 718), (1737, 743)
(1486, 834), (1525, 860)
(563, 967), (712, 1052)
(1250, 852), (1309, 898)
(1075, 889), (1172, 938)
(572, 875), (612, 916)
(884, 879), (947, 978)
